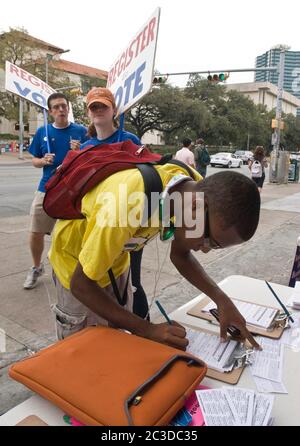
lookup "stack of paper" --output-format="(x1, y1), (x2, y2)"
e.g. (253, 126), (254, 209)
(202, 300), (277, 329)
(196, 388), (274, 426)
(186, 327), (239, 372)
(250, 336), (288, 394)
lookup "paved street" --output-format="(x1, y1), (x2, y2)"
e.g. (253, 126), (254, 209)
(0, 165), (40, 218)
(0, 161), (259, 218)
(0, 157), (299, 414)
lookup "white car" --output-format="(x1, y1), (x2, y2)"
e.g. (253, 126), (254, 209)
(235, 150), (253, 164)
(210, 152), (243, 168)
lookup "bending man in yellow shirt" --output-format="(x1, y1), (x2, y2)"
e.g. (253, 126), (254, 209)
(49, 165), (261, 351)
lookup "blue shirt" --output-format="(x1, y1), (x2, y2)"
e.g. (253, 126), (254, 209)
(29, 123), (88, 192)
(80, 129), (141, 150)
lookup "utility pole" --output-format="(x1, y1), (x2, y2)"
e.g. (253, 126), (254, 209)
(247, 133), (250, 151)
(45, 53), (53, 85)
(269, 44), (291, 184)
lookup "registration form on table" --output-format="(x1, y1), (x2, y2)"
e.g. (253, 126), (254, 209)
(186, 327), (239, 372)
(202, 299), (278, 329)
(250, 336), (284, 383)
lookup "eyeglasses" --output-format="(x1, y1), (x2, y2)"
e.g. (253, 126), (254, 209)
(51, 103), (68, 111)
(204, 208), (222, 250)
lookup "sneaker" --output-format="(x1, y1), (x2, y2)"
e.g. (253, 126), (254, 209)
(23, 263), (45, 289)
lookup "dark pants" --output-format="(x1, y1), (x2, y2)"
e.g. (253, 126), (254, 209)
(196, 165), (207, 178)
(130, 249), (149, 320)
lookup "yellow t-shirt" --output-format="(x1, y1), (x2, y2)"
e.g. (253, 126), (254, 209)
(49, 163), (201, 289)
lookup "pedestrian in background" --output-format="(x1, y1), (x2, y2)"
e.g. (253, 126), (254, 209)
(194, 138), (211, 178)
(23, 93), (87, 289)
(174, 138), (195, 168)
(248, 145), (268, 193)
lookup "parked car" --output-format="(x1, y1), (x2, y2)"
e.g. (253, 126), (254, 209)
(210, 153), (243, 168)
(234, 150), (253, 164)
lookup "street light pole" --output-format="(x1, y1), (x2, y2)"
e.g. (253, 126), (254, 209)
(269, 44), (291, 184)
(45, 53), (52, 85)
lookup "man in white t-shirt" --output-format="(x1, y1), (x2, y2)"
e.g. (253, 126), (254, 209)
(174, 138), (195, 168)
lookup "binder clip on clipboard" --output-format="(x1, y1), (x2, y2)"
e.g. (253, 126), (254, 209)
(209, 309), (254, 371)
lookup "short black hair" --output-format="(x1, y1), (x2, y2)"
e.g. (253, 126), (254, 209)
(182, 138), (192, 147)
(198, 171), (260, 241)
(47, 92), (68, 110)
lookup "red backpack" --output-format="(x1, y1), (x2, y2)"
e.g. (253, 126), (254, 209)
(43, 140), (194, 220)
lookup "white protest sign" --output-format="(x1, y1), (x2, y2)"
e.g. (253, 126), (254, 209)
(5, 61), (56, 110)
(106, 7), (160, 115)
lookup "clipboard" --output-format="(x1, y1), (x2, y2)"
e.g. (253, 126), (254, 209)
(187, 297), (286, 339)
(184, 324), (246, 385)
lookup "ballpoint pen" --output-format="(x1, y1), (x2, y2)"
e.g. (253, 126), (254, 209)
(155, 300), (172, 325)
(265, 280), (294, 323)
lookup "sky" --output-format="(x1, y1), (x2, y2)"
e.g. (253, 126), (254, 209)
(1, 0), (299, 87)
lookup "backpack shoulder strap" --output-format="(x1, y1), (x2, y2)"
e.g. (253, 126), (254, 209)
(108, 163), (163, 306)
(167, 159), (196, 180)
(136, 164), (163, 224)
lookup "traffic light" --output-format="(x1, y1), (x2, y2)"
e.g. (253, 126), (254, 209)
(152, 76), (168, 85)
(15, 123), (20, 131)
(207, 73), (229, 83)
(24, 123), (29, 132)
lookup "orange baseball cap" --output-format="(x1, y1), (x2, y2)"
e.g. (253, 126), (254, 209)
(86, 87), (116, 109)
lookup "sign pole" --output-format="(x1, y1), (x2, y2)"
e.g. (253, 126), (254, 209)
(118, 113), (125, 142)
(43, 109), (51, 153)
(18, 98), (24, 160)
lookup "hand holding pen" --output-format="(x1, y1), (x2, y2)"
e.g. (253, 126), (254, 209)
(147, 300), (188, 350)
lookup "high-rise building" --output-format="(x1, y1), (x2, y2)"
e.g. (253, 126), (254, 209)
(255, 48), (300, 115)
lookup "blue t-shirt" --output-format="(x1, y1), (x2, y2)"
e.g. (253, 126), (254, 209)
(80, 129), (141, 150)
(29, 123), (88, 192)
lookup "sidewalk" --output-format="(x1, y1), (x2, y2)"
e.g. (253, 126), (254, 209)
(0, 151), (32, 165)
(1, 180), (300, 414)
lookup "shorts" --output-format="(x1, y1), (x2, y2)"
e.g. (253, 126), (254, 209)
(51, 269), (134, 340)
(29, 191), (56, 234)
(252, 173), (265, 188)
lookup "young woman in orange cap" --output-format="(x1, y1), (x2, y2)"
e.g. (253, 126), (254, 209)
(81, 87), (148, 320)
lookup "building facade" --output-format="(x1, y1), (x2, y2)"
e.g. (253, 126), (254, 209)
(226, 82), (300, 116)
(255, 48), (300, 115)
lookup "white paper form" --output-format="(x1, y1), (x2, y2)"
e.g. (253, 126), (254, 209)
(253, 376), (288, 394)
(252, 394), (274, 426)
(250, 336), (284, 383)
(280, 315), (300, 350)
(202, 300), (277, 329)
(223, 387), (254, 426)
(196, 389), (240, 426)
(186, 327), (238, 372)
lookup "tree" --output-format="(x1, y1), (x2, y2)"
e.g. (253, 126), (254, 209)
(281, 114), (300, 150)
(126, 84), (209, 141)
(0, 28), (84, 125)
(0, 27), (40, 68)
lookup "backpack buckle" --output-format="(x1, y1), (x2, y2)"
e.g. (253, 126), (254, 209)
(135, 145), (145, 156)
